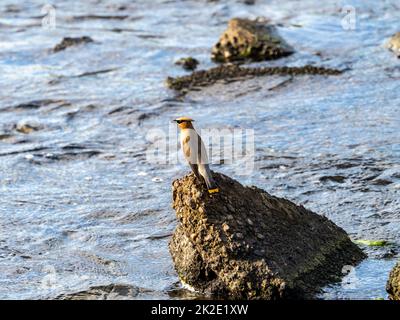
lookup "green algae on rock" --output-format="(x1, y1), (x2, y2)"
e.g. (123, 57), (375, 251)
(386, 32), (400, 57)
(387, 262), (400, 300)
(166, 64), (342, 92)
(354, 239), (389, 247)
(169, 172), (365, 299)
(211, 18), (294, 63)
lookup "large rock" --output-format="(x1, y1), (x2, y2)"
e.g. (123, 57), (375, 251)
(387, 262), (400, 300)
(211, 18), (293, 63)
(169, 172), (365, 299)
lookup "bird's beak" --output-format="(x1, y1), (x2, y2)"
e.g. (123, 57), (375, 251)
(171, 119), (177, 123)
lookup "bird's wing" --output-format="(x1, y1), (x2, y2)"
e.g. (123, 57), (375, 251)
(182, 135), (191, 159)
(196, 133), (209, 165)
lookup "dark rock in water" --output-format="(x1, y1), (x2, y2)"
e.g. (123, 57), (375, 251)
(211, 18), (293, 63)
(169, 172), (365, 299)
(166, 64), (342, 92)
(386, 32), (400, 57)
(53, 36), (94, 52)
(3, 99), (66, 111)
(371, 178), (393, 186)
(15, 120), (42, 134)
(387, 262), (400, 300)
(175, 57), (199, 71)
(0, 133), (13, 141)
(319, 175), (347, 183)
(56, 284), (147, 300)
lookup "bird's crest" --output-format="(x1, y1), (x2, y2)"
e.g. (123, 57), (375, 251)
(173, 116), (194, 123)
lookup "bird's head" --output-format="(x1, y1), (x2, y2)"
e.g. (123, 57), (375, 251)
(172, 117), (194, 129)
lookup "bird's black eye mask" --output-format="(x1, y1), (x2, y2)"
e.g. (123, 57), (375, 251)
(174, 120), (194, 124)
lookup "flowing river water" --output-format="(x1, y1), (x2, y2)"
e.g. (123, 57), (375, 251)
(0, 0), (399, 299)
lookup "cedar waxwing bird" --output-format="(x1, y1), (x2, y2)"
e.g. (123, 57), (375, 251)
(173, 117), (219, 194)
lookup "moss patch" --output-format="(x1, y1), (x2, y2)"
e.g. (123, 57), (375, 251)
(354, 240), (389, 247)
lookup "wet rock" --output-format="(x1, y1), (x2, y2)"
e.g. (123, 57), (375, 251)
(15, 120), (41, 134)
(137, 112), (159, 125)
(386, 32), (400, 57)
(3, 99), (66, 112)
(0, 133), (13, 141)
(56, 284), (146, 300)
(319, 175), (347, 183)
(76, 68), (118, 78)
(175, 57), (199, 71)
(211, 18), (293, 63)
(5, 4), (21, 13)
(69, 15), (129, 21)
(53, 36), (94, 52)
(169, 172), (365, 299)
(371, 178), (393, 186)
(379, 248), (397, 259)
(387, 262), (400, 300)
(166, 64), (342, 92)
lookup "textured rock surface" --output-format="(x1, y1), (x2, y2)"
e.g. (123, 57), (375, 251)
(386, 32), (400, 57)
(169, 172), (365, 299)
(166, 64), (342, 92)
(211, 18), (293, 62)
(387, 262), (400, 300)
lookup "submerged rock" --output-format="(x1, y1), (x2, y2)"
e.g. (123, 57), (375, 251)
(387, 262), (400, 300)
(166, 64), (342, 92)
(319, 175), (347, 183)
(175, 57), (199, 71)
(169, 172), (365, 299)
(56, 284), (147, 300)
(386, 32), (400, 57)
(15, 120), (41, 134)
(53, 36), (94, 52)
(211, 18), (293, 62)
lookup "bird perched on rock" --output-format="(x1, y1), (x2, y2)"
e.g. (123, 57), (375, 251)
(173, 117), (219, 194)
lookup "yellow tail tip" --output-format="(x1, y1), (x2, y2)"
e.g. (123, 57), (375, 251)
(208, 188), (219, 194)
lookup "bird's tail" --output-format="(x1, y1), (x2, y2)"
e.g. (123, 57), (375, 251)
(203, 167), (219, 194)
